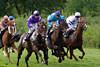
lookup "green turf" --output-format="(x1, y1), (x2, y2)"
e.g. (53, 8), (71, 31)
(0, 48), (100, 67)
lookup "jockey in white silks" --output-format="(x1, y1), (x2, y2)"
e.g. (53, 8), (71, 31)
(65, 12), (81, 38)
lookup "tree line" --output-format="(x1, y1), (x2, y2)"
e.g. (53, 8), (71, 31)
(0, 0), (100, 17)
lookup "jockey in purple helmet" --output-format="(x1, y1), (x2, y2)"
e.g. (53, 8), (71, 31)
(47, 11), (63, 35)
(25, 10), (42, 41)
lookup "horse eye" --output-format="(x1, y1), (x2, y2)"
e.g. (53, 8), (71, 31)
(43, 26), (45, 29)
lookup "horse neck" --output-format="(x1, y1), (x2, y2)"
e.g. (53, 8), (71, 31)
(7, 31), (12, 37)
(56, 27), (62, 35)
(3, 31), (12, 42)
(75, 25), (83, 39)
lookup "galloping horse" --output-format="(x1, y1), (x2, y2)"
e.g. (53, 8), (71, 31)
(63, 17), (87, 61)
(0, 21), (16, 64)
(46, 22), (68, 62)
(17, 22), (48, 67)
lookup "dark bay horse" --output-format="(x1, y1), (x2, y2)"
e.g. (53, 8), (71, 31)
(63, 17), (87, 61)
(46, 22), (68, 62)
(17, 22), (48, 67)
(0, 21), (17, 64)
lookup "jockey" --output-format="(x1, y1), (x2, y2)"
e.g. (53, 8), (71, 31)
(25, 10), (41, 41)
(65, 12), (81, 37)
(47, 11), (65, 55)
(9, 16), (16, 24)
(1, 15), (9, 29)
(47, 10), (62, 35)
(0, 15), (9, 47)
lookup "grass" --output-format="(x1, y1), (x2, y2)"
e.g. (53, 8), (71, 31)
(0, 48), (100, 67)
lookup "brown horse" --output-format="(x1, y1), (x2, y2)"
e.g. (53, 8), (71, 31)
(17, 22), (48, 67)
(0, 21), (17, 64)
(46, 22), (68, 62)
(63, 17), (87, 61)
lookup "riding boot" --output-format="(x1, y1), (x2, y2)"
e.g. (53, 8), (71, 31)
(46, 29), (50, 38)
(25, 30), (35, 41)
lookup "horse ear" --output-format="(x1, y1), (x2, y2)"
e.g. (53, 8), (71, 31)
(44, 22), (47, 25)
(38, 22), (41, 26)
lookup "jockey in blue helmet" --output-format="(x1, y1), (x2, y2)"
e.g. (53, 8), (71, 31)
(47, 11), (62, 35)
(9, 16), (14, 20)
(9, 16), (16, 23)
(25, 10), (42, 41)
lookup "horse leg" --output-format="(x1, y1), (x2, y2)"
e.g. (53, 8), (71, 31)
(17, 46), (24, 66)
(57, 48), (62, 63)
(25, 51), (32, 67)
(66, 47), (70, 58)
(37, 52), (44, 64)
(43, 48), (48, 65)
(12, 44), (18, 53)
(69, 47), (73, 59)
(5, 46), (11, 64)
(35, 52), (39, 64)
(72, 53), (78, 61)
(78, 47), (85, 59)
(69, 47), (78, 61)
(2, 47), (6, 56)
(60, 47), (67, 60)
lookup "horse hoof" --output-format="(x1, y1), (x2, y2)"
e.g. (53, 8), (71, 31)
(58, 58), (62, 63)
(17, 63), (19, 66)
(66, 56), (70, 59)
(70, 57), (72, 60)
(44, 62), (48, 65)
(79, 56), (83, 59)
(76, 59), (78, 61)
(4, 54), (7, 57)
(12, 50), (15, 53)
(9, 62), (11, 64)
(37, 62), (39, 64)
(62, 57), (65, 60)
(51, 52), (55, 55)
(42, 61), (45, 64)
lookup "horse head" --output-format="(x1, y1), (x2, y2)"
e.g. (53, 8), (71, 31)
(77, 17), (87, 31)
(7, 21), (16, 35)
(38, 22), (47, 38)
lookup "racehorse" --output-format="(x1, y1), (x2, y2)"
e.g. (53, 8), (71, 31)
(46, 21), (68, 62)
(17, 22), (48, 67)
(63, 17), (87, 61)
(0, 21), (16, 64)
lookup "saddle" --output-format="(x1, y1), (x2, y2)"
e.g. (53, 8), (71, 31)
(63, 29), (74, 38)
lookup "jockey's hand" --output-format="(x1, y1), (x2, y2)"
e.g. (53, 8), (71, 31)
(37, 22), (39, 24)
(72, 28), (76, 31)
